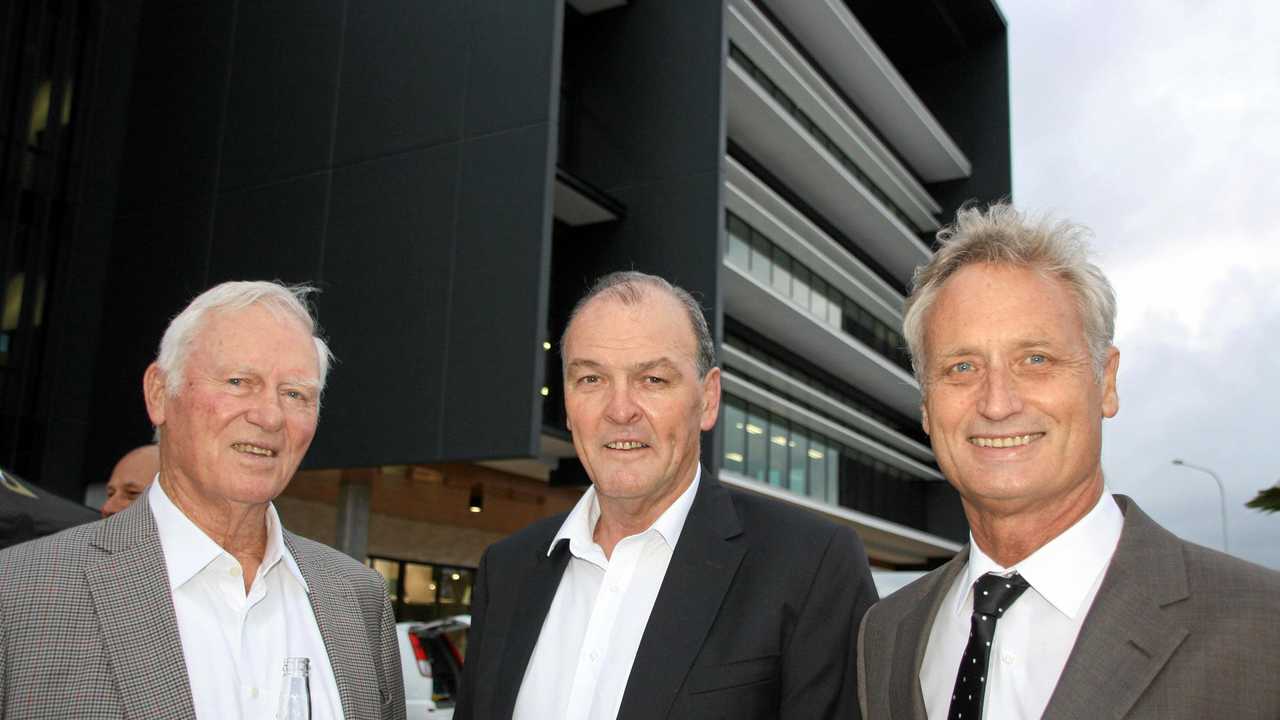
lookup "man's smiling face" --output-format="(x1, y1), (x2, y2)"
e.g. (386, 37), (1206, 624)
(920, 262), (1119, 519)
(561, 289), (720, 510)
(146, 303), (322, 512)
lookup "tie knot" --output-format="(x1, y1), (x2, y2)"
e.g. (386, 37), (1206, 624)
(972, 571), (1030, 617)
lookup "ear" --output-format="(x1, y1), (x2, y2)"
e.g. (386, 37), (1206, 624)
(143, 363), (169, 428)
(1100, 346), (1120, 418)
(920, 399), (931, 435)
(699, 367), (722, 432)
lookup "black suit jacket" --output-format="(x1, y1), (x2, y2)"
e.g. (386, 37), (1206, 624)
(456, 475), (878, 719)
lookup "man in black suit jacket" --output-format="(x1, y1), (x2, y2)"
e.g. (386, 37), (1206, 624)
(456, 271), (877, 720)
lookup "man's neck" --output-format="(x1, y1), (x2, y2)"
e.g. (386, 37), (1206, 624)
(966, 481), (1103, 568)
(158, 475), (269, 592)
(592, 467), (697, 559)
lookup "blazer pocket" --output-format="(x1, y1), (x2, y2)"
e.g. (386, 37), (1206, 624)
(686, 654), (780, 695)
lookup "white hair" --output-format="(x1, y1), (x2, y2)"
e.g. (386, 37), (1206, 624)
(155, 280), (333, 397)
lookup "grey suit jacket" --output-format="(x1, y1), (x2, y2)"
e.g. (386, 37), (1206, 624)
(0, 494), (406, 720)
(857, 495), (1280, 719)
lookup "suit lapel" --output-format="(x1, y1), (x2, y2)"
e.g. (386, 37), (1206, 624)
(889, 552), (967, 720)
(84, 497), (197, 720)
(287, 532), (378, 719)
(1044, 496), (1190, 720)
(492, 537), (572, 718)
(617, 478), (747, 720)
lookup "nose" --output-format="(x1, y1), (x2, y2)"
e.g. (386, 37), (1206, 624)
(603, 383), (642, 426)
(246, 389), (286, 432)
(977, 364), (1023, 420)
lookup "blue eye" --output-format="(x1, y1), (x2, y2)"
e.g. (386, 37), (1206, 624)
(1027, 354), (1047, 364)
(951, 361), (974, 373)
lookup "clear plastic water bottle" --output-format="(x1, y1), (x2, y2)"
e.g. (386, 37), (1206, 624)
(276, 657), (311, 720)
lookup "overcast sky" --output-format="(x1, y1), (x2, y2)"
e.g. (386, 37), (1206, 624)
(1001, 0), (1280, 568)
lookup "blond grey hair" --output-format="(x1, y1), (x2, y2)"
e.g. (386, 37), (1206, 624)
(902, 203), (1116, 386)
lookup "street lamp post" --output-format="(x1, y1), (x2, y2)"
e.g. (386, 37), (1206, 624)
(1171, 459), (1230, 553)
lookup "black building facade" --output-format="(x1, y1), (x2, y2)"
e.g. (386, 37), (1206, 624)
(2, 0), (1010, 576)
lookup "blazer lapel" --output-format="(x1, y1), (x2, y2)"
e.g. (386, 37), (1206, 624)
(1043, 496), (1190, 720)
(287, 532), (379, 719)
(617, 478), (747, 720)
(84, 497), (197, 720)
(491, 539), (572, 718)
(889, 552), (967, 720)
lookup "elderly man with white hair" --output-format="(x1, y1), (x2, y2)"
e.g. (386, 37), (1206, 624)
(0, 281), (405, 719)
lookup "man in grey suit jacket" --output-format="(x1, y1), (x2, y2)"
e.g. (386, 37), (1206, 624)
(857, 204), (1280, 719)
(0, 281), (405, 719)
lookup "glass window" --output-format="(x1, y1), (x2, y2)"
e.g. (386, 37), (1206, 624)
(437, 567), (472, 606)
(722, 397), (747, 474)
(826, 446), (841, 506)
(767, 413), (789, 487)
(745, 406), (769, 483)
(402, 563), (436, 605)
(726, 214), (750, 271)
(791, 265), (810, 312)
(788, 428), (808, 496)
(369, 558), (400, 600)
(827, 290), (842, 328)
(749, 230), (771, 285)
(810, 276), (828, 325)
(808, 436), (828, 503)
(770, 245), (791, 297)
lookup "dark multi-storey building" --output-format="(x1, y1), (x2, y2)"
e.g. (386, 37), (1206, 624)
(2, 0), (1009, 618)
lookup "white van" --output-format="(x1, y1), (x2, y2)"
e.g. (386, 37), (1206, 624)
(396, 615), (470, 718)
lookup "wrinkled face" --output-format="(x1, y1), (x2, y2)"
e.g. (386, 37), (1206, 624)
(145, 304), (321, 512)
(102, 446), (158, 517)
(920, 263), (1119, 518)
(562, 291), (721, 509)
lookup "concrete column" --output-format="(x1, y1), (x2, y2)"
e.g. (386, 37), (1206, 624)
(335, 468), (374, 561)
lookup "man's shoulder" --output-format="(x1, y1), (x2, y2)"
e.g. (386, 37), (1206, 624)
(482, 511), (567, 564)
(283, 531), (384, 593)
(720, 481), (849, 547)
(865, 558), (957, 626)
(1179, 537), (1280, 599)
(0, 518), (107, 582)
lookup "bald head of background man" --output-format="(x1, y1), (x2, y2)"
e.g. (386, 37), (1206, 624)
(102, 444), (159, 517)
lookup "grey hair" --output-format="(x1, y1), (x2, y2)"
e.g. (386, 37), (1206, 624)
(561, 271), (717, 378)
(902, 203), (1116, 385)
(155, 280), (334, 397)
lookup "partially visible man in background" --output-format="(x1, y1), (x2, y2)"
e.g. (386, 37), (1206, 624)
(101, 443), (159, 517)
(0, 280), (404, 720)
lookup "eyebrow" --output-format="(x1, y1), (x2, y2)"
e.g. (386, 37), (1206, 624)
(564, 357), (683, 374)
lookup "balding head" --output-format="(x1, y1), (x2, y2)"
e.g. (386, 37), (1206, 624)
(103, 444), (159, 517)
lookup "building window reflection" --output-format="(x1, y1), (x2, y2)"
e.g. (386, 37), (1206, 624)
(725, 211), (913, 372)
(367, 556), (475, 622)
(720, 392), (917, 514)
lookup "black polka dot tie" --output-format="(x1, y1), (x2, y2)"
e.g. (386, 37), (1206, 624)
(947, 572), (1031, 720)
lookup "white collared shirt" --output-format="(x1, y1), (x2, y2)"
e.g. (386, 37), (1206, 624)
(921, 491), (1124, 719)
(149, 481), (345, 719)
(512, 467), (702, 720)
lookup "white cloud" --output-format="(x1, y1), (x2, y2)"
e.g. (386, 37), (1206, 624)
(1003, 0), (1280, 568)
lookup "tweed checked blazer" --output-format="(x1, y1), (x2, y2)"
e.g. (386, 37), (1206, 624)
(857, 495), (1280, 719)
(0, 494), (406, 720)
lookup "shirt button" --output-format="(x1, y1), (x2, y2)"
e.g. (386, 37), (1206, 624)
(1001, 653), (1016, 665)
(609, 584), (620, 593)
(589, 650), (600, 662)
(229, 565), (242, 577)
(248, 687), (259, 699)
